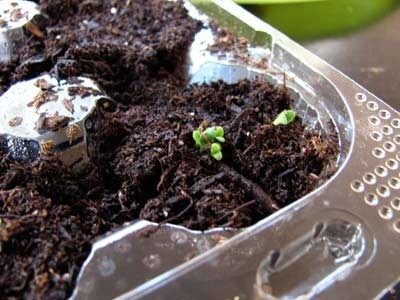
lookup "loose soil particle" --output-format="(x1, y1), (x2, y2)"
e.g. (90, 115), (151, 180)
(35, 112), (72, 132)
(207, 21), (269, 69)
(27, 90), (58, 110)
(10, 8), (24, 23)
(8, 116), (23, 127)
(34, 78), (55, 90)
(0, 0), (339, 299)
(61, 98), (74, 114)
(0, 19), (8, 28)
(208, 21), (249, 57)
(67, 86), (100, 99)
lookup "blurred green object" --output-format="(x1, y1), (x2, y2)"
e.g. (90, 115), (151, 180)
(235, 0), (398, 40)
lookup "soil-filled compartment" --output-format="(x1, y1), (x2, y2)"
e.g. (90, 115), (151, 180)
(0, 0), (339, 299)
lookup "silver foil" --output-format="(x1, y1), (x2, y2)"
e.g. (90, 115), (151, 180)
(0, 1), (40, 63)
(0, 74), (112, 168)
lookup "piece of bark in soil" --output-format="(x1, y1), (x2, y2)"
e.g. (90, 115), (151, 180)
(27, 90), (58, 110)
(207, 21), (248, 56)
(8, 116), (23, 127)
(0, 19), (8, 28)
(220, 164), (280, 212)
(35, 112), (72, 132)
(40, 140), (55, 155)
(139, 157), (279, 230)
(10, 8), (23, 22)
(34, 78), (55, 91)
(62, 98), (75, 113)
(25, 21), (46, 39)
(68, 86), (100, 98)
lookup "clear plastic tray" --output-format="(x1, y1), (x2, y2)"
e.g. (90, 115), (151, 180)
(72, 1), (400, 299)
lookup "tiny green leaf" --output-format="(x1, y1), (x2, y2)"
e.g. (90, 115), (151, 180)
(192, 125), (225, 161)
(199, 140), (206, 152)
(193, 130), (206, 151)
(215, 126), (224, 137)
(204, 127), (216, 142)
(193, 130), (202, 145)
(211, 151), (223, 161)
(210, 142), (222, 155)
(273, 110), (296, 126)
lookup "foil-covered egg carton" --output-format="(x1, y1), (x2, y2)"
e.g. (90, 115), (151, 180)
(0, 0), (41, 63)
(0, 74), (114, 169)
(69, 1), (400, 300)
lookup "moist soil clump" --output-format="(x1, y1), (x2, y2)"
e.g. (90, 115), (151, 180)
(0, 0), (339, 299)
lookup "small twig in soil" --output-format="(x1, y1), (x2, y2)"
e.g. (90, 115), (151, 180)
(229, 108), (253, 130)
(180, 190), (193, 201)
(242, 142), (255, 156)
(189, 172), (226, 195)
(0, 214), (22, 219)
(278, 168), (295, 178)
(161, 199), (193, 224)
(233, 122), (243, 146)
(220, 164), (280, 212)
(215, 199), (257, 224)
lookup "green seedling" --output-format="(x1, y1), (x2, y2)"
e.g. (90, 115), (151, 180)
(193, 130), (206, 152)
(192, 125), (225, 161)
(273, 109), (296, 126)
(210, 142), (223, 161)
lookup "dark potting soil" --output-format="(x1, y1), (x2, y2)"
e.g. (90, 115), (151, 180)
(0, 0), (339, 299)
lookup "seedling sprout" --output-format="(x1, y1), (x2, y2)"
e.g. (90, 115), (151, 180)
(193, 125), (225, 161)
(273, 109), (296, 126)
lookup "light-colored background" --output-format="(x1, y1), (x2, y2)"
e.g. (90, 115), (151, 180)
(304, 7), (400, 110)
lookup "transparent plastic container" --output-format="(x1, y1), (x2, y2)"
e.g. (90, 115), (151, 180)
(71, 1), (400, 299)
